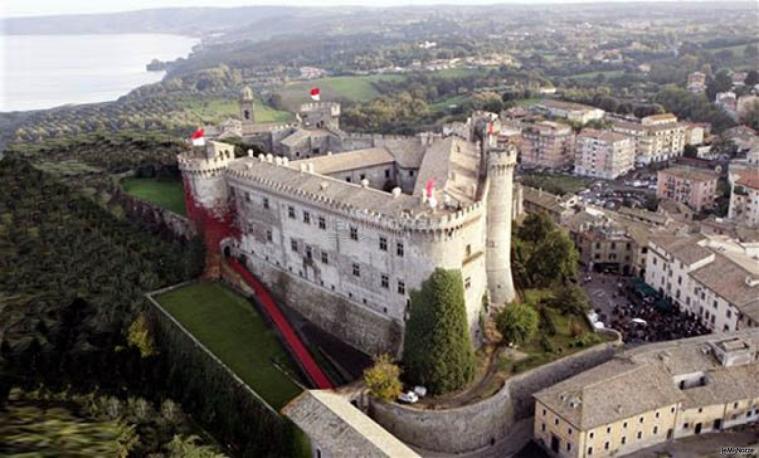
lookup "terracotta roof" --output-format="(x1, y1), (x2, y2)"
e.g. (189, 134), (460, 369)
(736, 171), (759, 190)
(659, 166), (718, 183)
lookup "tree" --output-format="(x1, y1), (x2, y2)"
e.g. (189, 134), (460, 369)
(745, 70), (759, 87)
(743, 45), (758, 60)
(526, 229), (579, 287)
(517, 212), (555, 244)
(127, 313), (156, 358)
(706, 70), (733, 102)
(495, 302), (539, 345)
(551, 285), (590, 315)
(740, 99), (759, 131)
(363, 354), (403, 401)
(402, 268), (476, 395)
(683, 144), (699, 158)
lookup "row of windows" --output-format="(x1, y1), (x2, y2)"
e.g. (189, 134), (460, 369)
(288, 238), (407, 294)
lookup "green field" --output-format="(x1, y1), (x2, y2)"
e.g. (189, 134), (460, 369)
(569, 70), (625, 80)
(521, 173), (593, 196)
(180, 96), (294, 124)
(156, 282), (303, 410)
(276, 74), (406, 110)
(121, 177), (186, 216)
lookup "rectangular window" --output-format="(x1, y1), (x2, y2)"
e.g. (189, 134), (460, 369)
(621, 437), (626, 445)
(381, 274), (389, 289)
(303, 211), (311, 224)
(397, 242), (405, 257)
(245, 192), (251, 202)
(318, 216), (326, 230)
(350, 226), (358, 240)
(353, 263), (360, 277)
(604, 441), (609, 450)
(379, 236), (388, 251)
(263, 197), (270, 209)
(541, 423), (546, 432)
(288, 206), (295, 218)
(653, 426), (658, 435)
(637, 431), (642, 439)
(306, 246), (312, 260)
(290, 239), (298, 252)
(588, 447), (593, 455)
(321, 252), (328, 264)
(398, 280), (406, 295)
(465, 277), (472, 289)
(466, 244), (472, 257)
(266, 230), (273, 242)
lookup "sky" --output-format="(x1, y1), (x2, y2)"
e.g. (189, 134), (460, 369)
(0, 0), (708, 19)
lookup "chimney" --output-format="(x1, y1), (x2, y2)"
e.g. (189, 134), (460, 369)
(392, 187), (402, 198)
(247, 149), (254, 157)
(360, 179), (369, 188)
(307, 163), (315, 173)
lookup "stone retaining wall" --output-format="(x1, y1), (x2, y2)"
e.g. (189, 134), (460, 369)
(369, 337), (621, 454)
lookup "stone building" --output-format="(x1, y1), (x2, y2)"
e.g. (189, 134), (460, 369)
(520, 121), (576, 170)
(610, 114), (686, 165)
(533, 329), (759, 458)
(644, 234), (759, 333)
(534, 99), (605, 125)
(179, 107), (519, 356)
(521, 186), (578, 225)
(686, 71), (706, 94)
(573, 129), (635, 179)
(729, 170), (759, 227)
(656, 166), (719, 212)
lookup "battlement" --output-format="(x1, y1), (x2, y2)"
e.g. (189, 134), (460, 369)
(225, 155), (485, 235)
(299, 102), (341, 115)
(487, 146), (518, 168)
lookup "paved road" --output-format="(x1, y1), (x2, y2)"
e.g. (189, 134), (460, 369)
(626, 425), (759, 458)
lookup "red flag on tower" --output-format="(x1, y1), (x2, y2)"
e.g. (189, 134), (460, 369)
(190, 127), (205, 146)
(310, 87), (321, 101)
(425, 178), (436, 198)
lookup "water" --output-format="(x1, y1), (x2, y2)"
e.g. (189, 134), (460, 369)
(0, 34), (199, 112)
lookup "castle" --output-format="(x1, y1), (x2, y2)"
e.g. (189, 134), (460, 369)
(179, 88), (517, 355)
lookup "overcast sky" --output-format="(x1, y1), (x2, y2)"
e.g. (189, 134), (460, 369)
(0, 0), (709, 19)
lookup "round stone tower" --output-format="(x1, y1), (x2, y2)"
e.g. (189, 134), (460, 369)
(485, 141), (517, 306)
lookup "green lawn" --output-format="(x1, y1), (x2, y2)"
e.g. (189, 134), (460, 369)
(569, 70), (625, 80)
(121, 177), (186, 216)
(520, 173), (594, 196)
(276, 74), (406, 110)
(179, 96), (293, 124)
(156, 282), (303, 410)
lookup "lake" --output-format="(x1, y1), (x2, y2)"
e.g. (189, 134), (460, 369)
(0, 34), (198, 112)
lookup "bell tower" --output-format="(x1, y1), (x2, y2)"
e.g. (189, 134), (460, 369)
(240, 86), (255, 125)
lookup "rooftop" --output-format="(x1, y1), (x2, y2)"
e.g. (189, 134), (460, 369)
(291, 147), (394, 175)
(577, 128), (629, 143)
(659, 166), (718, 183)
(736, 170), (759, 190)
(534, 329), (759, 431)
(539, 99), (603, 113)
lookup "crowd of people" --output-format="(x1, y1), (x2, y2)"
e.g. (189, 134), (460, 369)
(591, 277), (710, 344)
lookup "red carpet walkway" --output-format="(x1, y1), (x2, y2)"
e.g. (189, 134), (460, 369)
(228, 258), (334, 390)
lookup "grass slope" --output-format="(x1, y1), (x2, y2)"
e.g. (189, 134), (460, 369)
(179, 97), (293, 124)
(276, 74), (405, 110)
(121, 177), (187, 216)
(156, 282), (302, 410)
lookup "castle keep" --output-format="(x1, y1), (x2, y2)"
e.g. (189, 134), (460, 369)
(179, 89), (517, 355)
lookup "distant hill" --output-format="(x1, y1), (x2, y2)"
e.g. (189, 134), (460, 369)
(0, 7), (314, 37)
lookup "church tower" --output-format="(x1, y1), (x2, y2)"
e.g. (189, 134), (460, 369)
(240, 86), (255, 125)
(485, 136), (517, 306)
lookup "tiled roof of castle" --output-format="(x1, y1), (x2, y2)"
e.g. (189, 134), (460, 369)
(413, 136), (481, 206)
(291, 148), (394, 175)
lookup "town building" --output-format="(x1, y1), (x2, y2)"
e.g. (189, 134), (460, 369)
(573, 129), (635, 179)
(521, 186), (578, 224)
(520, 121), (576, 169)
(716, 92), (738, 119)
(566, 206), (683, 277)
(179, 102), (519, 356)
(644, 234), (759, 332)
(611, 114), (686, 165)
(533, 329), (759, 458)
(656, 166), (719, 212)
(729, 170), (759, 228)
(686, 71), (706, 94)
(534, 99), (605, 125)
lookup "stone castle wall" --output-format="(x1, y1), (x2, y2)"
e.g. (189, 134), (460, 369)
(240, 251), (403, 356)
(369, 338), (621, 454)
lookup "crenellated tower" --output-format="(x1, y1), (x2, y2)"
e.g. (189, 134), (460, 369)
(485, 137), (517, 306)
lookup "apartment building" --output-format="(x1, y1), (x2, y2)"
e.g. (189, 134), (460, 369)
(644, 234), (759, 333)
(535, 99), (606, 124)
(729, 170), (759, 228)
(657, 166), (719, 212)
(574, 129), (635, 179)
(520, 121), (576, 169)
(534, 330), (759, 458)
(611, 114), (686, 165)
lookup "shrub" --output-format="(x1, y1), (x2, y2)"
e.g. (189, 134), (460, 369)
(363, 354), (403, 402)
(496, 302), (539, 346)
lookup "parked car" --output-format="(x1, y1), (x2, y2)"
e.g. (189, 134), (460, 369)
(398, 391), (419, 404)
(413, 386), (427, 398)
